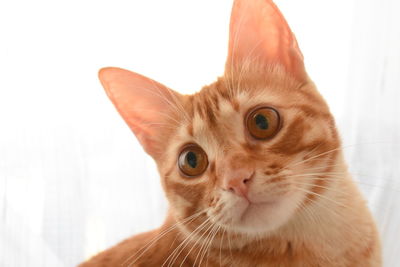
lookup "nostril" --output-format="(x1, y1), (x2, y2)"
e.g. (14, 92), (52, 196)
(227, 178), (250, 194)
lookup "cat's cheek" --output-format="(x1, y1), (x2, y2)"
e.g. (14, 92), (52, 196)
(167, 192), (199, 221)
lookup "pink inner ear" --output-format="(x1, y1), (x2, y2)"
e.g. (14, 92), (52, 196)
(98, 67), (182, 157)
(227, 0), (306, 81)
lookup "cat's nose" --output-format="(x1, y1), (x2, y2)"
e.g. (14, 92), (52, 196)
(222, 169), (254, 199)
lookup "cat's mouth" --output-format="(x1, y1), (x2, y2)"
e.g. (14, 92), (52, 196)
(238, 198), (280, 221)
(209, 194), (288, 234)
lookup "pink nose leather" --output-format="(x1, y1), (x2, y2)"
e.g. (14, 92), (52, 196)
(222, 168), (253, 199)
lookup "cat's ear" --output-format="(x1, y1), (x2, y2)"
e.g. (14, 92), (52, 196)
(226, 0), (307, 81)
(98, 67), (182, 157)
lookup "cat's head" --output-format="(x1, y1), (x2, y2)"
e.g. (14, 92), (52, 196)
(99, 0), (340, 237)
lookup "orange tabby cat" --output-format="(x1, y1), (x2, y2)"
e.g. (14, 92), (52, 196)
(79, 0), (381, 266)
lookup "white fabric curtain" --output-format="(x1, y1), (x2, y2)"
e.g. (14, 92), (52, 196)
(342, 0), (400, 264)
(0, 0), (399, 266)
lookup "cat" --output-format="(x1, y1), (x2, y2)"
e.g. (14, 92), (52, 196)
(79, 0), (381, 266)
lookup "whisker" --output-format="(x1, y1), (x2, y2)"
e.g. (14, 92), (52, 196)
(207, 226), (223, 267)
(295, 187), (348, 208)
(285, 171), (347, 179)
(287, 170), (390, 180)
(169, 230), (183, 250)
(285, 171), (400, 190)
(164, 216), (213, 267)
(283, 141), (396, 171)
(291, 181), (352, 197)
(301, 142), (325, 161)
(123, 209), (207, 266)
(167, 220), (211, 267)
(197, 224), (218, 267)
(227, 230), (233, 262)
(299, 196), (325, 226)
(297, 175), (400, 192)
(219, 228), (226, 267)
(192, 222), (218, 267)
(177, 219), (215, 267)
(284, 146), (341, 169)
(201, 225), (221, 267)
(298, 163), (343, 172)
(298, 194), (357, 229)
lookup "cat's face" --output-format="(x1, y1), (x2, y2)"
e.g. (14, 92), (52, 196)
(158, 67), (339, 235)
(98, 0), (340, 237)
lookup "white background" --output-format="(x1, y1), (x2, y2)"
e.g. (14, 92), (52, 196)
(0, 0), (399, 266)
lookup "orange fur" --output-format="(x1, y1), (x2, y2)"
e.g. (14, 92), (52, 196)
(80, 0), (381, 266)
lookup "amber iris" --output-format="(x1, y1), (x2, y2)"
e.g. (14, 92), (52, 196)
(178, 144), (208, 177)
(247, 107), (281, 139)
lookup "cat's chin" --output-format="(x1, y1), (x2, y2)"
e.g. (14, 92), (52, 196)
(220, 197), (296, 235)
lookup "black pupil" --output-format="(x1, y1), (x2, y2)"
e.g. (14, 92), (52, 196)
(255, 114), (268, 130)
(186, 151), (197, 168)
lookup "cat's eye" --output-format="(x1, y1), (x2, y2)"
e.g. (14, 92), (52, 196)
(178, 144), (208, 177)
(246, 107), (281, 140)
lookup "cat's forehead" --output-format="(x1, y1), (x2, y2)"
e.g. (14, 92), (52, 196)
(188, 79), (291, 131)
(179, 80), (287, 148)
